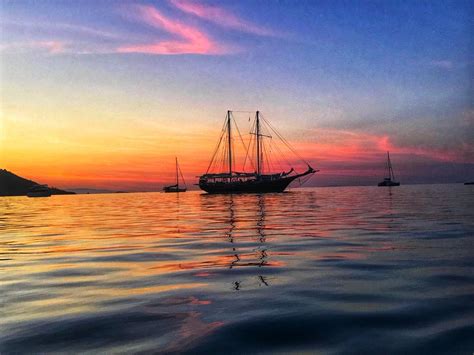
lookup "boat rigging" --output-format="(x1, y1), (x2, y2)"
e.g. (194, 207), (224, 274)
(378, 151), (400, 187)
(164, 157), (187, 193)
(199, 110), (317, 193)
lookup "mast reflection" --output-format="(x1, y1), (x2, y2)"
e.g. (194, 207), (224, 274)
(225, 193), (271, 290)
(226, 196), (239, 269)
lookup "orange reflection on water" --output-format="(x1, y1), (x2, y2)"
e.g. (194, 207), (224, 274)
(1, 189), (399, 293)
(1, 185), (427, 354)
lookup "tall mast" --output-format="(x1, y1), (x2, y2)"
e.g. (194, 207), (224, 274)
(175, 157), (179, 188)
(256, 110), (261, 176)
(227, 110), (232, 179)
(388, 151), (395, 180)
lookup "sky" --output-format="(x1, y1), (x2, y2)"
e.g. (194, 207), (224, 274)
(0, 0), (473, 190)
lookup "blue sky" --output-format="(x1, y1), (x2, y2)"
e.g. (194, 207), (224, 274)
(1, 0), (472, 188)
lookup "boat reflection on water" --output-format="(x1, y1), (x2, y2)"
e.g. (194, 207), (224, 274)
(3, 186), (473, 353)
(230, 194), (270, 290)
(200, 193), (275, 291)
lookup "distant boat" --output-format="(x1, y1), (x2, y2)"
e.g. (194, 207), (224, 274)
(378, 151), (400, 187)
(27, 184), (52, 197)
(464, 182), (474, 185)
(163, 157), (187, 193)
(198, 110), (317, 194)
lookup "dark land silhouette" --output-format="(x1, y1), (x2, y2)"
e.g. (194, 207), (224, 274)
(0, 169), (75, 196)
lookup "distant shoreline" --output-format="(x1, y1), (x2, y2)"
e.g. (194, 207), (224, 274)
(0, 182), (463, 197)
(0, 169), (75, 197)
(2, 167), (471, 197)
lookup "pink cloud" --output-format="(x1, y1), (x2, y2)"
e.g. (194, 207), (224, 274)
(170, 0), (276, 36)
(296, 129), (471, 165)
(0, 40), (66, 54)
(2, 20), (122, 40)
(118, 5), (227, 55)
(37, 41), (66, 54)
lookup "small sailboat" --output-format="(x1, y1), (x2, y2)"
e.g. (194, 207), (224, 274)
(378, 151), (400, 186)
(27, 184), (52, 197)
(198, 110), (317, 194)
(163, 157), (187, 193)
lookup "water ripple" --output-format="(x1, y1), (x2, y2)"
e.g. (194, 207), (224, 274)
(1, 185), (473, 353)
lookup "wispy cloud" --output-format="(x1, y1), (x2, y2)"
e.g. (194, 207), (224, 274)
(0, 40), (66, 54)
(0, 19), (127, 54)
(118, 4), (226, 55)
(170, 0), (277, 36)
(38, 40), (66, 54)
(118, 0), (279, 55)
(1, 2), (274, 56)
(1, 19), (122, 40)
(297, 126), (472, 167)
(430, 60), (454, 69)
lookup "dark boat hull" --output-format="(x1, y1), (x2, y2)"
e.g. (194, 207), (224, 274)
(199, 175), (299, 194)
(27, 191), (52, 197)
(27, 185), (52, 197)
(163, 187), (187, 193)
(378, 180), (400, 187)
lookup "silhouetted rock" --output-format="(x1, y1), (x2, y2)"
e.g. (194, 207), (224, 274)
(0, 169), (75, 196)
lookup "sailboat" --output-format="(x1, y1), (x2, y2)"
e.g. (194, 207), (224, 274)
(378, 151), (400, 186)
(198, 110), (317, 194)
(163, 158), (187, 193)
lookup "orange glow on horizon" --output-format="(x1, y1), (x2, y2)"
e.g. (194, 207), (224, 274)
(2, 106), (471, 190)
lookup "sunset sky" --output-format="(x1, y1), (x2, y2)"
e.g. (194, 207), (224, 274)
(1, 0), (472, 190)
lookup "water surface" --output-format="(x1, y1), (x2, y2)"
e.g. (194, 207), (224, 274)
(1, 185), (473, 353)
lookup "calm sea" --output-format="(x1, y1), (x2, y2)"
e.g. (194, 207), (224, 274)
(1, 185), (473, 354)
